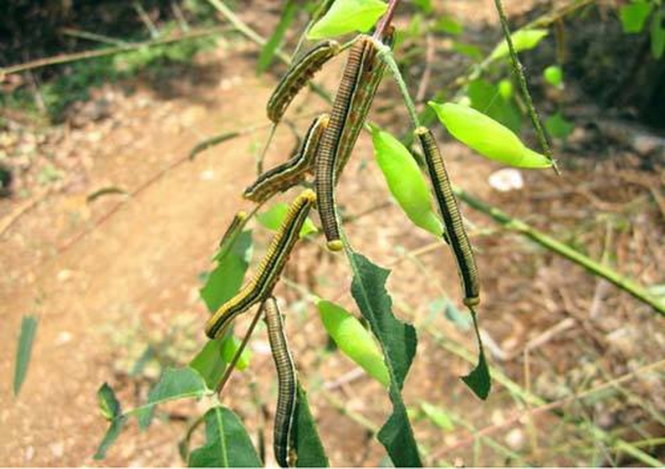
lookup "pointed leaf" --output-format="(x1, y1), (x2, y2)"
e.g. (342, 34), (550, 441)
(201, 230), (253, 312)
(430, 101), (551, 168)
(348, 252), (422, 467)
(467, 79), (522, 132)
(371, 126), (444, 237)
(188, 406), (262, 467)
(257, 0), (298, 73)
(489, 29), (549, 62)
(460, 310), (491, 400)
(13, 315), (38, 396)
(293, 385), (329, 467)
(545, 112), (574, 140)
(97, 383), (122, 420)
(137, 367), (208, 429)
(308, 0), (388, 40)
(257, 202), (318, 237)
(318, 300), (390, 387)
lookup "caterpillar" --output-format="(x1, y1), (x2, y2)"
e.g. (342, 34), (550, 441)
(263, 297), (298, 468)
(205, 190), (316, 339)
(267, 40), (341, 124)
(315, 32), (393, 251)
(415, 127), (480, 307)
(244, 114), (329, 203)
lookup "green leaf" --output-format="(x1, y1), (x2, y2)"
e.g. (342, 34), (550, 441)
(257, 0), (298, 73)
(543, 65), (564, 88)
(420, 402), (454, 431)
(545, 112), (574, 140)
(318, 300), (390, 387)
(650, 9), (665, 59)
(430, 101), (551, 169)
(467, 78), (522, 133)
(307, 0), (388, 40)
(257, 202), (318, 238)
(13, 315), (38, 396)
(188, 406), (262, 467)
(620, 1), (653, 33)
(94, 416), (126, 460)
(190, 337), (227, 389)
(412, 0), (432, 14)
(452, 41), (483, 61)
(97, 383), (122, 420)
(220, 334), (252, 370)
(137, 367), (208, 429)
(293, 384), (329, 467)
(349, 252), (422, 467)
(488, 29), (549, 62)
(460, 310), (491, 400)
(435, 16), (463, 35)
(370, 125), (443, 237)
(201, 230), (252, 312)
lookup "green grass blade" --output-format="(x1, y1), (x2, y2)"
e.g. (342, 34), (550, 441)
(13, 315), (38, 396)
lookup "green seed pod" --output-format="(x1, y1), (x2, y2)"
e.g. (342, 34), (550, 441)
(498, 79), (514, 100)
(370, 125), (443, 237)
(489, 29), (549, 62)
(317, 300), (390, 387)
(543, 65), (564, 88)
(429, 101), (551, 169)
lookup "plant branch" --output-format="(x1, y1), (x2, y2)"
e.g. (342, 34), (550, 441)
(493, 0), (558, 173)
(374, 0), (401, 40)
(1, 26), (228, 76)
(454, 187), (665, 316)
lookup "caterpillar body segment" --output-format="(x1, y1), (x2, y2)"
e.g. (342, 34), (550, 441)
(334, 29), (394, 179)
(244, 114), (329, 203)
(267, 40), (341, 123)
(415, 127), (480, 307)
(205, 190), (317, 339)
(315, 36), (372, 250)
(263, 297), (298, 468)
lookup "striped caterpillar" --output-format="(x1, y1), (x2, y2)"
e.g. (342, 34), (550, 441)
(205, 190), (316, 339)
(315, 31), (394, 251)
(244, 114), (329, 203)
(267, 40), (341, 124)
(263, 297), (298, 467)
(415, 127), (480, 307)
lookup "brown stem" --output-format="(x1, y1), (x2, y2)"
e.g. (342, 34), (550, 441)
(373, 0), (400, 39)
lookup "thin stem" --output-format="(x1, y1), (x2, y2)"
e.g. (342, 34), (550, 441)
(215, 305), (265, 396)
(454, 187), (665, 316)
(374, 41), (421, 131)
(493, 0), (559, 174)
(374, 0), (401, 40)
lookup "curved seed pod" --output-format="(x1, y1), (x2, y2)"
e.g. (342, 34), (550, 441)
(205, 190), (316, 339)
(267, 40), (341, 123)
(263, 297), (298, 468)
(244, 114), (329, 203)
(415, 127), (480, 307)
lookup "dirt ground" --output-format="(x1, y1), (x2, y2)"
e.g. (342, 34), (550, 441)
(2, 1), (665, 467)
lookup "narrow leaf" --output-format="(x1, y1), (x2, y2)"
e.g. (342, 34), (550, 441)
(651, 9), (665, 59)
(430, 101), (551, 169)
(318, 300), (390, 387)
(460, 310), (491, 400)
(137, 367), (208, 429)
(257, 202), (318, 237)
(308, 0), (388, 40)
(188, 406), (262, 467)
(257, 0), (298, 73)
(489, 29), (549, 62)
(349, 252), (422, 467)
(190, 337), (227, 389)
(201, 230), (253, 312)
(370, 126), (444, 237)
(97, 383), (122, 420)
(13, 315), (38, 395)
(293, 385), (329, 467)
(94, 416), (127, 460)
